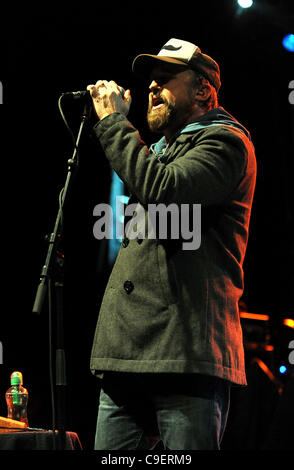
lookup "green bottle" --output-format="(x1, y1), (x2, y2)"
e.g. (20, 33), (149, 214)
(5, 371), (29, 427)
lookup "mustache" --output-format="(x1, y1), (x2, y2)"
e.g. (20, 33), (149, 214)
(152, 92), (166, 100)
(148, 92), (168, 110)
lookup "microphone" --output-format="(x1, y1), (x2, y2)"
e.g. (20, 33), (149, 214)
(62, 87), (125, 100)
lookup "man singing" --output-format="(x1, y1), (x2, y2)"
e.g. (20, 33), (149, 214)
(87, 38), (256, 450)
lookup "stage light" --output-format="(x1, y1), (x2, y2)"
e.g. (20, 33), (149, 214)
(237, 0), (253, 8)
(283, 318), (294, 329)
(283, 34), (294, 52)
(279, 365), (287, 374)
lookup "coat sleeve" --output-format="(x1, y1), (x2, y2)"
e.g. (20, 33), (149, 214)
(93, 112), (250, 206)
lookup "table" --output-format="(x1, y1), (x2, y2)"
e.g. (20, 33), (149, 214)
(0, 430), (82, 450)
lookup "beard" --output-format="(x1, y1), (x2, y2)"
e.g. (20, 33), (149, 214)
(147, 94), (176, 134)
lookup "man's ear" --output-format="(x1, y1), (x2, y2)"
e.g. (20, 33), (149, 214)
(194, 84), (212, 103)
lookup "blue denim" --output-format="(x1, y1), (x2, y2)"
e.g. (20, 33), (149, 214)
(94, 373), (230, 450)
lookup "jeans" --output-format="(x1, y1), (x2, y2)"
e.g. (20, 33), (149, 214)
(94, 372), (231, 450)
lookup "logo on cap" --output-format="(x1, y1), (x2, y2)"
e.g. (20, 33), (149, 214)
(162, 44), (182, 52)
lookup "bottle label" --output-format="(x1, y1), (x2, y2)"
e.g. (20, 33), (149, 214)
(12, 389), (21, 405)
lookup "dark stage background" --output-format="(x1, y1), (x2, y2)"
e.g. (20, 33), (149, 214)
(1, 1), (294, 451)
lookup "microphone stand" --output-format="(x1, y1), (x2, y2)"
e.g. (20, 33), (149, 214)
(32, 97), (91, 449)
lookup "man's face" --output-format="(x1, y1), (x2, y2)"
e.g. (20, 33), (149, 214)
(147, 63), (196, 136)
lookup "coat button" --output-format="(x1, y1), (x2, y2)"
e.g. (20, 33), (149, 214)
(124, 280), (134, 294)
(122, 237), (129, 248)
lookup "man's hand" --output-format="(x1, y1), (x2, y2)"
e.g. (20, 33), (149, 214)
(87, 80), (132, 121)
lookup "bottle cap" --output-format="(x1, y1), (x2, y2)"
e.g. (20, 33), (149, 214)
(10, 371), (23, 385)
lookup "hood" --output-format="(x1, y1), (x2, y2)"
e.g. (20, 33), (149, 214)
(180, 107), (251, 139)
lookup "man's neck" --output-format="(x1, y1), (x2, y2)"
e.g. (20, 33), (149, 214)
(163, 107), (208, 142)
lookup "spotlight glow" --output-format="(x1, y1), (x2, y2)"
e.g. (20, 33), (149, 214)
(238, 0), (253, 8)
(279, 365), (287, 374)
(283, 34), (294, 52)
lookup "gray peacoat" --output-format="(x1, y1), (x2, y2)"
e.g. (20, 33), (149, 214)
(90, 107), (257, 385)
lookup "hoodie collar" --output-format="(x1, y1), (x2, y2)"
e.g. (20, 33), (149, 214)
(180, 107), (251, 139)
